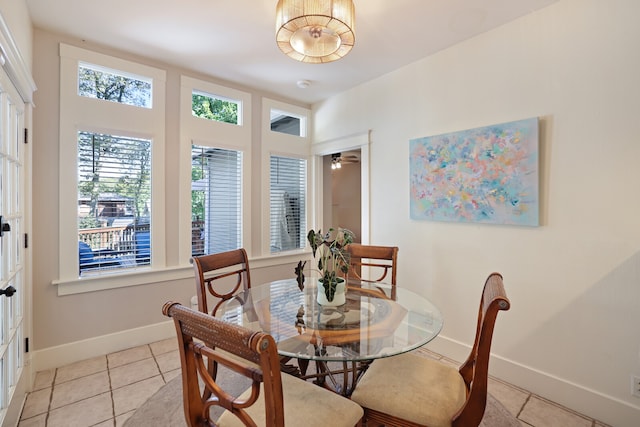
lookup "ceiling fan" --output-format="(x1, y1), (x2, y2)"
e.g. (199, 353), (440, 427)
(331, 151), (360, 169)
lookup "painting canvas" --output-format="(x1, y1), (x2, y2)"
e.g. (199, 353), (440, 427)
(409, 117), (539, 226)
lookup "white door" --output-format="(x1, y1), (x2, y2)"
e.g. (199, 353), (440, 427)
(0, 64), (27, 426)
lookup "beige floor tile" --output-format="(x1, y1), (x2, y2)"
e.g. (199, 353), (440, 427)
(163, 368), (181, 382)
(110, 357), (160, 389)
(112, 375), (165, 416)
(50, 371), (110, 409)
(17, 413), (46, 427)
(149, 337), (177, 356)
(155, 349), (180, 373)
(488, 377), (529, 416)
(108, 345), (152, 368)
(55, 356), (107, 383)
(47, 392), (113, 427)
(519, 396), (592, 427)
(116, 410), (135, 427)
(18, 344), (606, 427)
(32, 369), (55, 391)
(20, 387), (51, 419)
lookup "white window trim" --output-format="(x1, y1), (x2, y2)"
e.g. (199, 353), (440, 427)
(178, 76), (252, 266)
(261, 98), (311, 256)
(56, 44), (166, 295)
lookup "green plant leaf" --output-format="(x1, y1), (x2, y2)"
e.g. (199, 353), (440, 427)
(300, 227), (356, 303)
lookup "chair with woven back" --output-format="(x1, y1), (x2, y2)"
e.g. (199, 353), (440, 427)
(350, 272), (511, 427)
(162, 301), (364, 427)
(192, 248), (251, 317)
(192, 248), (303, 376)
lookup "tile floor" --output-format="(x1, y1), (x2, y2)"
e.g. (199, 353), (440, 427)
(18, 339), (610, 427)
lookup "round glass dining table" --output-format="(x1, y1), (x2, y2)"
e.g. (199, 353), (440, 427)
(217, 277), (443, 395)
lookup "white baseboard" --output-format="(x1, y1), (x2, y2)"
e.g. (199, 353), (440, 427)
(31, 320), (175, 373)
(429, 335), (640, 427)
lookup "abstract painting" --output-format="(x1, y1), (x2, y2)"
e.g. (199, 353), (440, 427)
(409, 117), (539, 226)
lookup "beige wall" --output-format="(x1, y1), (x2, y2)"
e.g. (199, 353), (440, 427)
(30, 29), (306, 351)
(313, 0), (640, 425)
(0, 0), (32, 69)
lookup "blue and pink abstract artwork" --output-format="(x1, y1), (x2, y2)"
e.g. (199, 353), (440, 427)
(410, 117), (539, 226)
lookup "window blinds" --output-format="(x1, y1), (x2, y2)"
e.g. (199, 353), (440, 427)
(270, 155), (306, 253)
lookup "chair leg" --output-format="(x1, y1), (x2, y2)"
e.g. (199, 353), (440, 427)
(278, 356), (301, 376)
(298, 358), (310, 376)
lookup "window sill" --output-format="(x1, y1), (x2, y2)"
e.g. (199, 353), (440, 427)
(53, 265), (193, 296)
(53, 251), (313, 296)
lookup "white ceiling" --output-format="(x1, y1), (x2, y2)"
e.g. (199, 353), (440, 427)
(26, 0), (558, 105)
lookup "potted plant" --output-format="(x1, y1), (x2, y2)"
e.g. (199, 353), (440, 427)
(305, 227), (355, 306)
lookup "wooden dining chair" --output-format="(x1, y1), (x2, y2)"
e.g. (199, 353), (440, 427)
(192, 248), (251, 317)
(346, 243), (398, 286)
(162, 301), (364, 427)
(350, 272), (510, 427)
(297, 244), (400, 391)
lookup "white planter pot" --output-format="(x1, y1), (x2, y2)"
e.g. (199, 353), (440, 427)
(316, 279), (346, 307)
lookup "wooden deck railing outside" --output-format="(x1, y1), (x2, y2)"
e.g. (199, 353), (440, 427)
(79, 220), (205, 254)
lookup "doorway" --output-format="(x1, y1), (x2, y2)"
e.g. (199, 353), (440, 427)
(0, 64), (28, 426)
(322, 150), (362, 243)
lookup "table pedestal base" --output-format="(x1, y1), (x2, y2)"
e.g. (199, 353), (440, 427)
(295, 359), (371, 397)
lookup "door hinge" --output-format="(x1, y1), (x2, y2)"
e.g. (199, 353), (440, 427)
(25, 337), (29, 353)
(24, 128), (28, 144)
(24, 233), (28, 249)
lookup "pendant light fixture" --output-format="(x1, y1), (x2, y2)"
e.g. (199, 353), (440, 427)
(275, 0), (355, 63)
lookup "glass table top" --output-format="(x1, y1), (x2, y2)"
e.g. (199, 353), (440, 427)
(218, 277), (443, 362)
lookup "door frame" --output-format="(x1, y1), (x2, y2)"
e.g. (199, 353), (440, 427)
(311, 131), (370, 244)
(0, 13), (36, 427)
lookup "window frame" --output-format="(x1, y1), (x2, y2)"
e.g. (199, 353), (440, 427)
(56, 44), (167, 295)
(261, 99), (311, 256)
(178, 77), (252, 266)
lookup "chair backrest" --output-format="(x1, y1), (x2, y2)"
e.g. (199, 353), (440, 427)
(346, 243), (398, 286)
(162, 302), (285, 426)
(192, 248), (251, 316)
(453, 272), (511, 427)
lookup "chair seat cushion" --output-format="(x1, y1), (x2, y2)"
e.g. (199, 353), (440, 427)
(218, 373), (363, 427)
(350, 352), (467, 427)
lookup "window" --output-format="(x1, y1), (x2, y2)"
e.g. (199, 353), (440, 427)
(78, 132), (152, 275)
(270, 155), (306, 253)
(78, 63), (152, 108)
(179, 77), (251, 266)
(262, 99), (310, 255)
(192, 90), (240, 125)
(58, 44), (166, 293)
(191, 145), (242, 255)
(270, 109), (306, 136)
